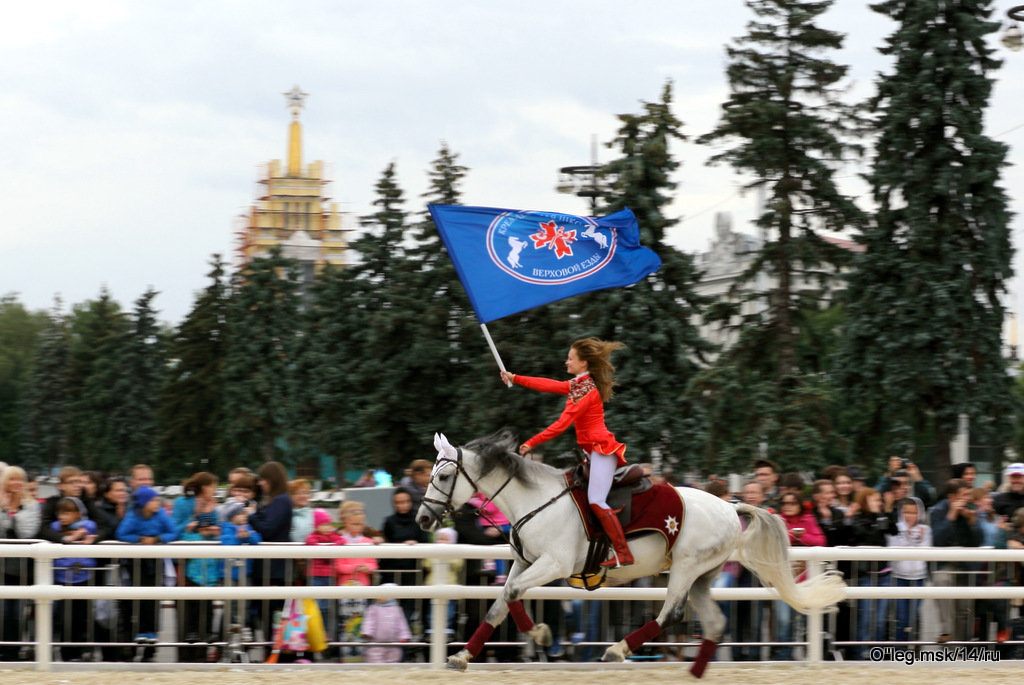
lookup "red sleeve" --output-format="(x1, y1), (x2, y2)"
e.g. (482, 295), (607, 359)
(797, 513), (827, 547)
(523, 388), (598, 448)
(513, 375), (570, 395)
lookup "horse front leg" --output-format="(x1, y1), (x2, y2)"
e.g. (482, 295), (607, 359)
(503, 554), (573, 649)
(448, 556), (568, 670)
(447, 559), (525, 670)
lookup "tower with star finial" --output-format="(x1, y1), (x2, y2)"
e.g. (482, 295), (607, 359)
(234, 87), (355, 277)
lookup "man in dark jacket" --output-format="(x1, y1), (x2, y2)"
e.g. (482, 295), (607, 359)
(930, 478), (983, 643)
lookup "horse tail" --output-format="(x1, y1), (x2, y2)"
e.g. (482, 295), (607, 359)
(734, 503), (846, 614)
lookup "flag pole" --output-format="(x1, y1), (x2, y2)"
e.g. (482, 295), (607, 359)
(481, 323), (513, 388)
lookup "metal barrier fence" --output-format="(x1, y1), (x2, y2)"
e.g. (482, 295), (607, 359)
(2, 541), (1024, 670)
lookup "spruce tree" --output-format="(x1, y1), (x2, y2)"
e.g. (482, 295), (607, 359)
(106, 288), (166, 472)
(566, 82), (713, 471)
(405, 144), (482, 448)
(691, 0), (863, 472)
(839, 0), (1014, 477)
(297, 162), (419, 478)
(18, 298), (72, 472)
(0, 295), (47, 464)
(223, 247), (301, 463)
(479, 84), (712, 469)
(67, 288), (129, 470)
(158, 256), (230, 479)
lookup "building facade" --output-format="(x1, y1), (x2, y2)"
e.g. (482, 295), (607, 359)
(693, 211), (862, 358)
(234, 86), (356, 281)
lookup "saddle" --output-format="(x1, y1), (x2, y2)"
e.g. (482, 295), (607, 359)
(571, 461), (651, 520)
(564, 464), (685, 590)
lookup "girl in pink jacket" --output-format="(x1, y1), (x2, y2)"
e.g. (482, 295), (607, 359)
(335, 501), (378, 662)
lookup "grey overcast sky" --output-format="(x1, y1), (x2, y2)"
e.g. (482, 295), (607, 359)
(3, 0), (1023, 327)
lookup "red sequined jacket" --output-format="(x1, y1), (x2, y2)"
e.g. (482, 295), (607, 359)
(514, 373), (626, 465)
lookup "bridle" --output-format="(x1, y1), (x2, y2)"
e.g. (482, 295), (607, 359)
(420, 446), (516, 525)
(419, 445), (570, 562)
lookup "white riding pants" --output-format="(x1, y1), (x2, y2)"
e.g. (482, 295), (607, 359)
(587, 451), (617, 509)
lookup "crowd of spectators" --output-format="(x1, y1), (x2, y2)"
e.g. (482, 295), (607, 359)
(2, 455), (1024, 664)
(703, 457), (1024, 661)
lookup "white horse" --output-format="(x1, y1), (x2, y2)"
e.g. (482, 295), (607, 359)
(417, 432), (846, 676)
(581, 223), (608, 249)
(506, 235), (528, 269)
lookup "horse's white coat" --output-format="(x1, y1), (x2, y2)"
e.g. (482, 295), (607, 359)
(420, 433), (846, 671)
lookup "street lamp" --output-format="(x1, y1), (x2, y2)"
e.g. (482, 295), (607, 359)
(556, 135), (606, 214)
(1003, 5), (1024, 51)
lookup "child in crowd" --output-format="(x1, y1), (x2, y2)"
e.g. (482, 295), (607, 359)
(178, 500), (224, 661)
(470, 492), (509, 584)
(423, 527), (462, 635)
(220, 501), (263, 580)
(217, 474), (258, 522)
(116, 486), (178, 649)
(219, 502), (262, 644)
(306, 508), (343, 617)
(885, 497), (932, 643)
(361, 583), (412, 663)
(50, 497), (98, 661)
(335, 501), (378, 662)
(972, 488), (1007, 547)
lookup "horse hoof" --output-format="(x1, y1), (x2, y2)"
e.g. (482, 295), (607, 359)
(528, 622), (552, 647)
(446, 654), (469, 671)
(601, 645), (627, 662)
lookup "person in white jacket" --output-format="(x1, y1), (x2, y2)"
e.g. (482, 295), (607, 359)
(886, 496), (932, 643)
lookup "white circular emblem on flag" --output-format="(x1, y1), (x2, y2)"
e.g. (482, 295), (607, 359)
(486, 210), (617, 284)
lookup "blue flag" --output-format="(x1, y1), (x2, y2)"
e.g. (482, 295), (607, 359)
(428, 204), (661, 323)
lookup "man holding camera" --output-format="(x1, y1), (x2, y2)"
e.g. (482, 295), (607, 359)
(929, 478), (983, 643)
(876, 455), (936, 508)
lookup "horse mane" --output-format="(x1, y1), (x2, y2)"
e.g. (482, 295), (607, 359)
(465, 430), (562, 487)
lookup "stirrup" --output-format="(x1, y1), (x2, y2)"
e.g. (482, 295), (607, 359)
(600, 550), (633, 569)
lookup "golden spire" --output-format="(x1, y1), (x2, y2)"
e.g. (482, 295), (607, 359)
(283, 85), (308, 177)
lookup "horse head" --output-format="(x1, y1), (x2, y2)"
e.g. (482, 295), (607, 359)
(417, 432), (477, 532)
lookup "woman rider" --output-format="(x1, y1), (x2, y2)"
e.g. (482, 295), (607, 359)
(500, 337), (632, 568)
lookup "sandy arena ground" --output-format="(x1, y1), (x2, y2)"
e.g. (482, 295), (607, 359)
(0, 664), (1021, 685)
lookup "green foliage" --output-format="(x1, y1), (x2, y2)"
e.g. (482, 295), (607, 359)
(692, 0), (863, 468)
(839, 0), (1015, 477)
(295, 161), (424, 478)
(158, 256), (230, 480)
(557, 82), (714, 471)
(223, 247), (302, 463)
(0, 295), (47, 464)
(404, 144), (481, 448)
(106, 288), (166, 471)
(11, 297), (65, 470)
(67, 288), (130, 471)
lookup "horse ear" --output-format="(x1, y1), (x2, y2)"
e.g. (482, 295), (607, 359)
(435, 432), (457, 460)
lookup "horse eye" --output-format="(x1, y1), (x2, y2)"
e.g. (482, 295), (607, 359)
(438, 473), (450, 482)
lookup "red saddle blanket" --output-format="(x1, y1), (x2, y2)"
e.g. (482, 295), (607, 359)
(565, 474), (685, 551)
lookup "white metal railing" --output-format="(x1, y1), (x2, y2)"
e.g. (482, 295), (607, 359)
(1, 541), (1023, 670)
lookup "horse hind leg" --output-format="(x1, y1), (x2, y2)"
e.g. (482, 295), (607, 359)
(685, 569), (726, 679)
(601, 565), (703, 663)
